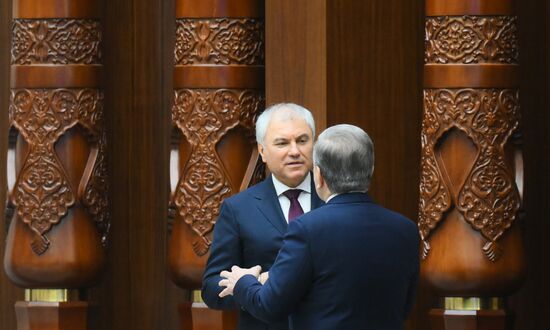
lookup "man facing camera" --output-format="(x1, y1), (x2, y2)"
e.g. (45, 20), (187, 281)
(202, 103), (324, 330)
(218, 124), (420, 330)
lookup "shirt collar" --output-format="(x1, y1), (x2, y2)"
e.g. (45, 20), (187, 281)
(272, 172), (311, 197)
(326, 193), (340, 202)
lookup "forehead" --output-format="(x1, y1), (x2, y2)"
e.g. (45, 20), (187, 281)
(265, 114), (312, 139)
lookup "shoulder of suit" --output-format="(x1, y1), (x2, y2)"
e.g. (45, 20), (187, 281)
(222, 179), (267, 205)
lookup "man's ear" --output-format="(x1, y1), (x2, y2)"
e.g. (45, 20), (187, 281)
(257, 143), (266, 162)
(314, 166), (324, 189)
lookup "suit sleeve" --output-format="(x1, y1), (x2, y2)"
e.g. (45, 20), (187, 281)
(202, 201), (241, 310)
(233, 220), (313, 323)
(403, 228), (420, 318)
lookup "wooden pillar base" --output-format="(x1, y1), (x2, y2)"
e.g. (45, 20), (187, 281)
(15, 301), (88, 330)
(429, 309), (511, 330)
(178, 302), (237, 330)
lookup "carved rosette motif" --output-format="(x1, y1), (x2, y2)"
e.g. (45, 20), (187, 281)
(172, 89), (263, 256)
(419, 89), (521, 261)
(175, 18), (264, 65)
(425, 16), (518, 64)
(9, 89), (108, 254)
(12, 19), (102, 64)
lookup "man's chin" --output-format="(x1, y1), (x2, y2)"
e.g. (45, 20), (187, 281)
(283, 172), (309, 186)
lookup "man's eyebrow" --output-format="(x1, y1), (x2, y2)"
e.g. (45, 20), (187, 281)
(296, 134), (310, 140)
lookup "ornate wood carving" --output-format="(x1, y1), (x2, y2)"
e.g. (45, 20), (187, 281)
(175, 18), (263, 65)
(12, 19), (102, 65)
(420, 88), (520, 261)
(81, 131), (110, 247)
(425, 16), (518, 64)
(171, 89), (263, 256)
(8, 88), (107, 254)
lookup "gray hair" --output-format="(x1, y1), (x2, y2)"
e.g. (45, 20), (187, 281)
(313, 124), (374, 193)
(255, 103), (315, 145)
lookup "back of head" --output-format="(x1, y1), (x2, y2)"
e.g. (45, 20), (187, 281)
(313, 124), (374, 194)
(255, 103), (316, 145)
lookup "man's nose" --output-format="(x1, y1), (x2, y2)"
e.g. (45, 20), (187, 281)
(288, 142), (300, 156)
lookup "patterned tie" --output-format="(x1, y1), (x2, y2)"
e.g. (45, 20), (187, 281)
(283, 189), (304, 222)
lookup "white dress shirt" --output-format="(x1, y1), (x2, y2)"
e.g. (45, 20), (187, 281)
(272, 173), (312, 223)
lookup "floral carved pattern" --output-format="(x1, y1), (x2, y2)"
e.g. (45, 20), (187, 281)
(425, 16), (518, 64)
(172, 89), (263, 256)
(419, 89), (520, 261)
(12, 19), (101, 64)
(9, 89), (108, 254)
(175, 18), (264, 65)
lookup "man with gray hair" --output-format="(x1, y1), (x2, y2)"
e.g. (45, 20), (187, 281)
(202, 103), (324, 330)
(217, 124), (420, 330)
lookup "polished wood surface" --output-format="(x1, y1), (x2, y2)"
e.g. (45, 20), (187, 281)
(169, 0), (264, 291)
(266, 0), (326, 133)
(509, 0), (550, 328)
(424, 64), (519, 88)
(176, 0), (262, 18)
(173, 66), (264, 89)
(0, 1), (549, 330)
(267, 0), (426, 328)
(425, 0), (514, 16)
(86, 0), (175, 328)
(15, 301), (88, 330)
(1, 1), (24, 329)
(10, 66), (102, 88)
(13, 0), (101, 18)
(5, 0), (108, 290)
(420, 0), (525, 304)
(429, 309), (509, 330)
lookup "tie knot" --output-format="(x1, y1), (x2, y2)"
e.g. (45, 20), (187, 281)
(283, 189), (302, 201)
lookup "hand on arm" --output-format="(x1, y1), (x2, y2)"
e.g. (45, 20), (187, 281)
(218, 265), (262, 298)
(258, 271), (269, 285)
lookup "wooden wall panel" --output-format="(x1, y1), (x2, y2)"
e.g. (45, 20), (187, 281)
(266, 0), (326, 133)
(326, 2), (427, 329)
(510, 0), (550, 328)
(1, 1), (24, 330)
(266, 1), (428, 328)
(87, 0), (177, 330)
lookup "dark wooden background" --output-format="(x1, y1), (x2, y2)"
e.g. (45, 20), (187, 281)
(1, 1), (549, 329)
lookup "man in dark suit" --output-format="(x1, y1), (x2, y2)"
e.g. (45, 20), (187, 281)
(202, 103), (324, 330)
(218, 124), (420, 330)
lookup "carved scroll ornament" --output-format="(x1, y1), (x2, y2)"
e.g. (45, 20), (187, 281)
(9, 89), (109, 254)
(425, 16), (518, 64)
(175, 18), (264, 65)
(419, 88), (521, 261)
(171, 89), (263, 256)
(12, 19), (102, 65)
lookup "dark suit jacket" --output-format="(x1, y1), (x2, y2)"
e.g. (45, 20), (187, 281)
(232, 193), (419, 330)
(202, 175), (323, 330)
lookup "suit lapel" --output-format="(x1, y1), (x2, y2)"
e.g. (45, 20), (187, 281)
(254, 177), (287, 234)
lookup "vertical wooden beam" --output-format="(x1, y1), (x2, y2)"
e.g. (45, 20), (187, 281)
(510, 0), (550, 328)
(420, 1), (525, 328)
(3, 0), (110, 329)
(266, 0), (326, 134)
(100, 0), (173, 329)
(1, 0), (24, 329)
(169, 0), (264, 328)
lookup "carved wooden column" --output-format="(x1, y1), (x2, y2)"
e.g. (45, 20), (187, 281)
(4, 1), (109, 329)
(168, 1), (265, 329)
(420, 1), (524, 329)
